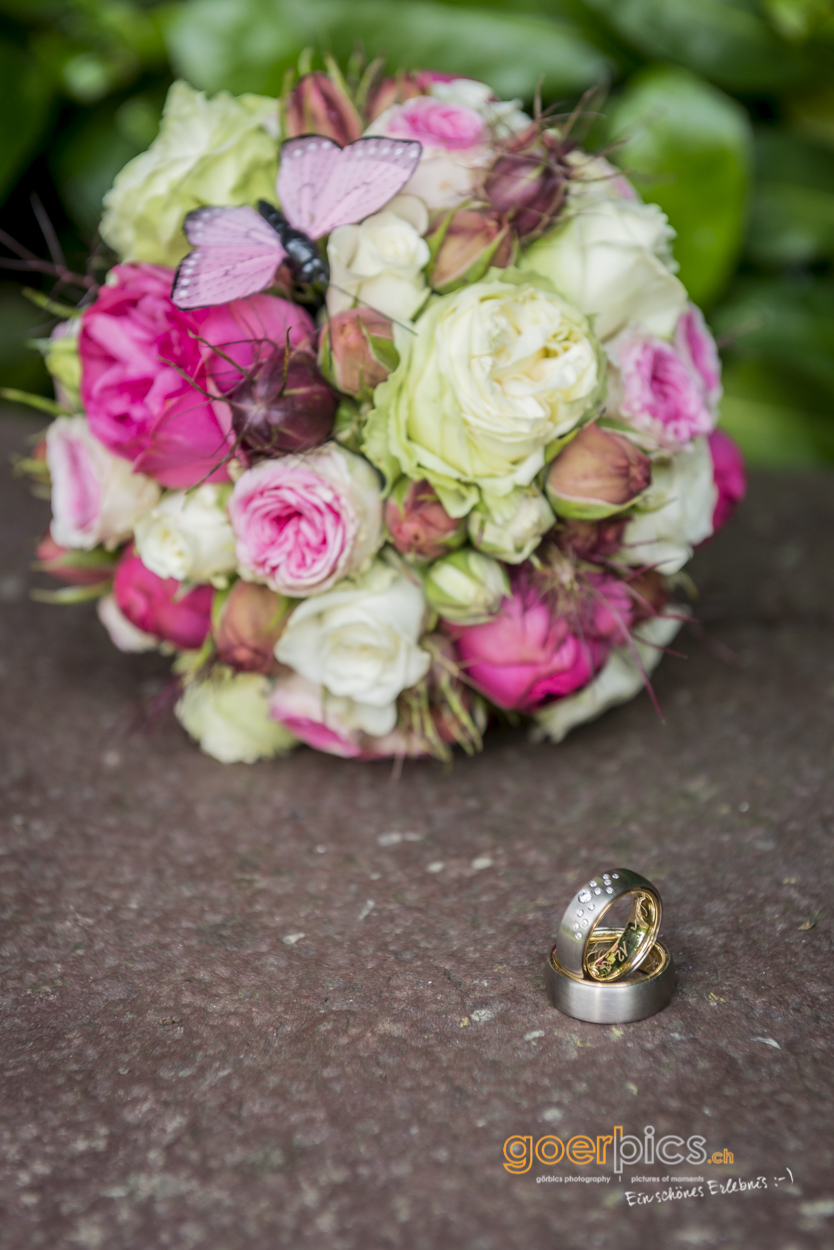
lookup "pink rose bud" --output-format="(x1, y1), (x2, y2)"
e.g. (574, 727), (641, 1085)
(484, 128), (567, 239)
(384, 478), (466, 561)
(707, 429), (746, 533)
(284, 71), (363, 145)
(228, 344), (337, 457)
(365, 71), (427, 122)
(546, 424), (652, 519)
(318, 308), (399, 402)
(213, 581), (288, 674)
(426, 207), (514, 294)
(34, 532), (117, 586)
(113, 547), (212, 651)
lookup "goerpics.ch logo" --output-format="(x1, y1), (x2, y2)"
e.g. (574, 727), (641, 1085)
(503, 1125), (733, 1175)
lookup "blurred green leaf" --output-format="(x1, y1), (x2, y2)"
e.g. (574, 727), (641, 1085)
(580, 0), (811, 92)
(50, 91), (163, 235)
(789, 84), (834, 149)
(606, 65), (752, 307)
(719, 355), (834, 465)
(0, 282), (51, 392)
(714, 276), (834, 399)
(747, 127), (834, 265)
(164, 0), (613, 100)
(0, 40), (53, 204)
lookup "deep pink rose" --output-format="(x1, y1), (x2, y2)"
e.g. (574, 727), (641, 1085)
(450, 571), (633, 711)
(228, 444), (381, 596)
(708, 429), (746, 533)
(676, 303), (722, 408)
(609, 326), (714, 450)
(113, 547), (213, 650)
(80, 265), (314, 488)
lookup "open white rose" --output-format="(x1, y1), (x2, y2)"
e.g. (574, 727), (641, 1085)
(47, 416), (160, 550)
(134, 484), (236, 584)
(100, 81), (279, 267)
(175, 668), (297, 764)
(363, 271), (603, 516)
(275, 561), (430, 735)
(521, 197), (688, 341)
(327, 199), (430, 321)
(619, 437), (717, 575)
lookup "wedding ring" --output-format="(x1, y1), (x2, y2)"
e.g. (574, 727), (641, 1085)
(546, 929), (675, 1023)
(555, 867), (662, 983)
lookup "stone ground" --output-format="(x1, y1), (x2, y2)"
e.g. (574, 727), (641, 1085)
(0, 407), (833, 1250)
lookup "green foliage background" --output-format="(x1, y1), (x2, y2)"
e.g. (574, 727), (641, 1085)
(1, 0), (833, 465)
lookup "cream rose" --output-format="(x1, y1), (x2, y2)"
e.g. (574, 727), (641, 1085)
(175, 668), (297, 764)
(619, 438), (717, 575)
(467, 487), (555, 564)
(326, 198), (430, 322)
(363, 270), (603, 516)
(47, 416), (160, 550)
(521, 197), (688, 341)
(100, 81), (279, 267)
(275, 561), (430, 735)
(134, 484), (236, 584)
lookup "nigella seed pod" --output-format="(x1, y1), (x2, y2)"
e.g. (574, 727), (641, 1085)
(484, 128), (567, 240)
(227, 345), (337, 457)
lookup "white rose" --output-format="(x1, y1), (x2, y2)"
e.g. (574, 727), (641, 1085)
(97, 593), (158, 653)
(275, 561), (430, 734)
(134, 484), (236, 584)
(521, 197), (688, 341)
(467, 487), (555, 564)
(47, 416), (160, 550)
(619, 437), (717, 575)
(100, 81), (279, 267)
(364, 273), (603, 515)
(563, 150), (638, 203)
(175, 668), (297, 764)
(268, 670), (395, 753)
(327, 201), (430, 322)
(533, 609), (684, 743)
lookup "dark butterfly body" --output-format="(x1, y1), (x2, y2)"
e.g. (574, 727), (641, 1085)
(172, 134), (422, 310)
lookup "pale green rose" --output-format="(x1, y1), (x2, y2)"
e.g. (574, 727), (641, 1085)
(175, 667), (296, 764)
(467, 487), (555, 564)
(423, 549), (509, 624)
(363, 269), (604, 518)
(100, 81), (279, 267)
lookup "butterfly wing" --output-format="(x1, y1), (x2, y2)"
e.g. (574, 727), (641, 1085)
(278, 136), (423, 238)
(171, 206), (287, 309)
(276, 137), (344, 238)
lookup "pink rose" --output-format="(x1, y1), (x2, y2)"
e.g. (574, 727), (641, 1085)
(228, 444), (382, 596)
(80, 265), (314, 488)
(368, 97), (490, 210)
(608, 325), (715, 450)
(113, 547), (213, 650)
(450, 570), (633, 711)
(676, 303), (722, 408)
(707, 429), (746, 533)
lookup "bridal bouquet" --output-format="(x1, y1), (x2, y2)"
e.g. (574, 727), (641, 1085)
(25, 60), (746, 763)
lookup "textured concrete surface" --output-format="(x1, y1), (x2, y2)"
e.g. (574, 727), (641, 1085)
(1, 407), (833, 1250)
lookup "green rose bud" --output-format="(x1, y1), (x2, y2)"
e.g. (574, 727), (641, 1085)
(423, 549), (509, 625)
(467, 487), (555, 564)
(101, 81), (280, 267)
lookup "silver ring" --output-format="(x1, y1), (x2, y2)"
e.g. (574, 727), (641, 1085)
(555, 867), (662, 982)
(546, 930), (675, 1023)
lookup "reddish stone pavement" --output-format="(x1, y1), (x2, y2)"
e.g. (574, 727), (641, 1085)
(1, 407), (833, 1250)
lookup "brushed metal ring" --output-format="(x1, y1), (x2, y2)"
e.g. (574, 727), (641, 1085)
(555, 867), (662, 983)
(546, 930), (675, 1023)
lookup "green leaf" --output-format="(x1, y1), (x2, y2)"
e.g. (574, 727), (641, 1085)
(164, 0), (612, 100)
(718, 356), (834, 466)
(0, 283), (51, 394)
(0, 39), (53, 204)
(605, 65), (752, 307)
(746, 127), (834, 266)
(580, 0), (811, 92)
